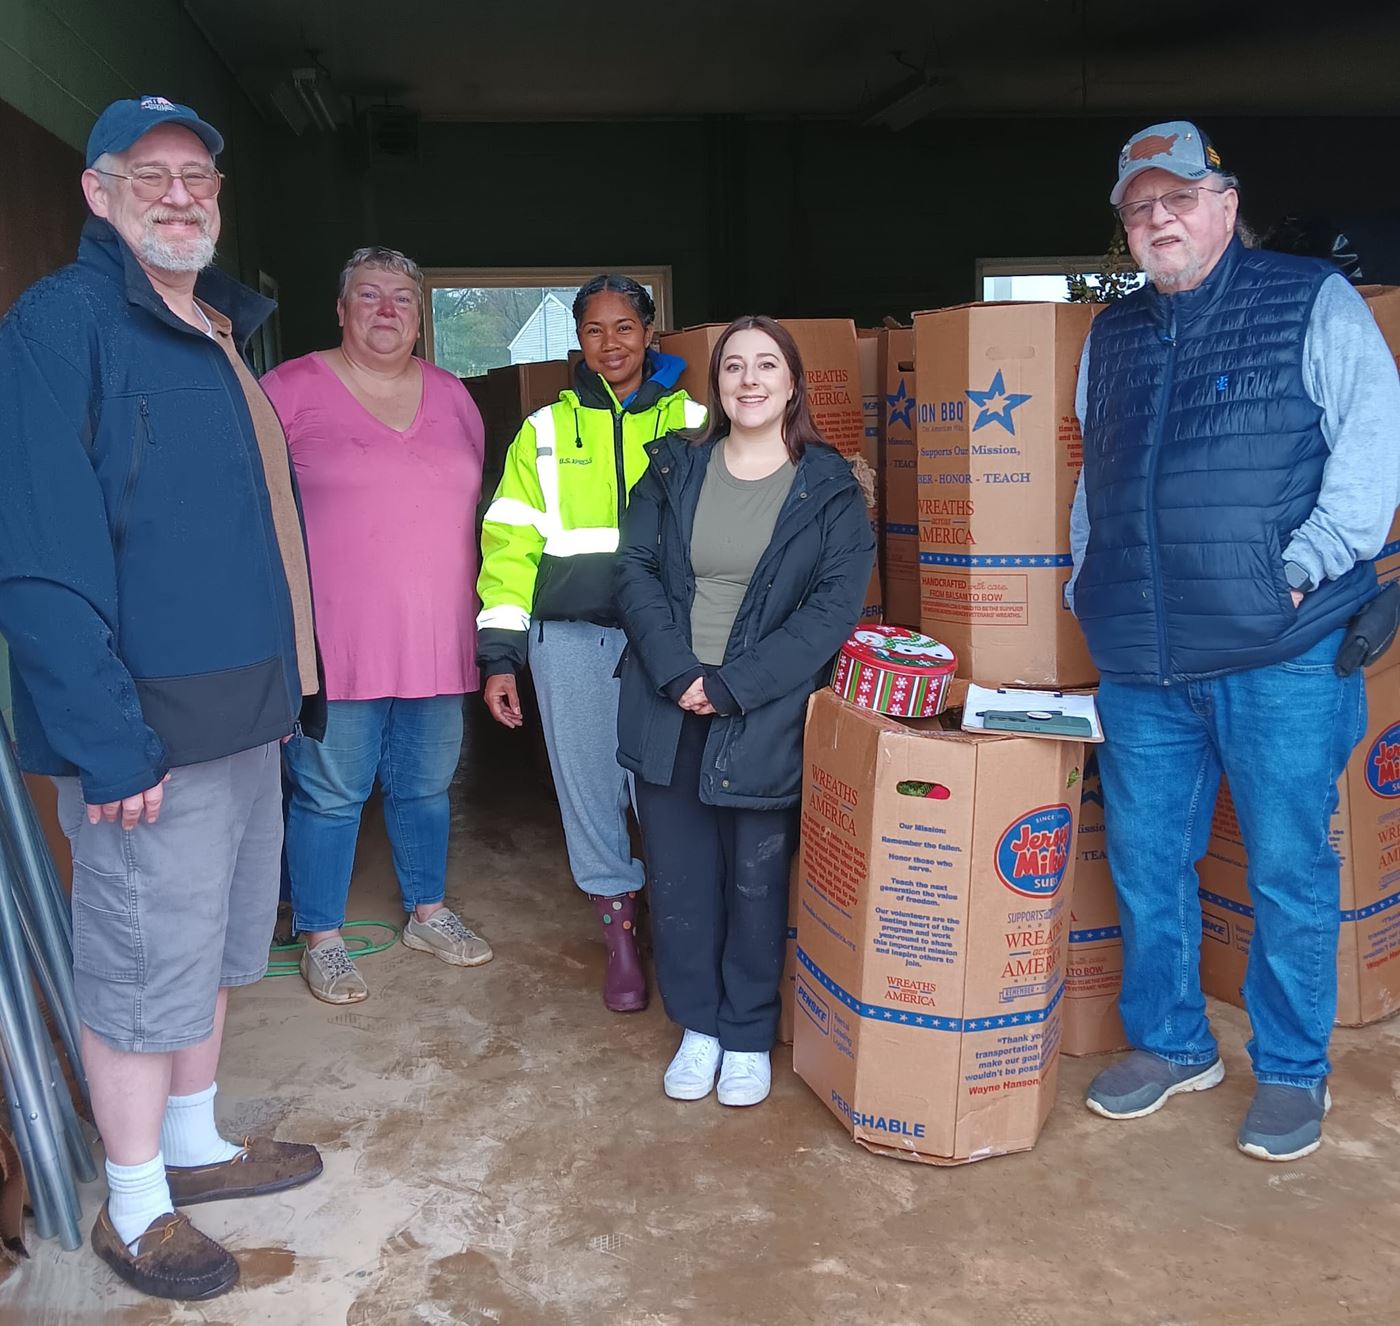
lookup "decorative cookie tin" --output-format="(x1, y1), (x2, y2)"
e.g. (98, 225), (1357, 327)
(831, 626), (957, 718)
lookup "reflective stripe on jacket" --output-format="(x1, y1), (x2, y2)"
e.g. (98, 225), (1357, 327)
(476, 363), (704, 674)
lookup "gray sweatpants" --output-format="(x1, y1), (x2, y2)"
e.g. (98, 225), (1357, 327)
(528, 619), (645, 898)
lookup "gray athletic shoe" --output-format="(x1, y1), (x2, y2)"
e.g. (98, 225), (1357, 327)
(1237, 1082), (1331, 1162)
(1085, 1049), (1225, 1119)
(401, 909), (494, 967)
(300, 936), (369, 1004)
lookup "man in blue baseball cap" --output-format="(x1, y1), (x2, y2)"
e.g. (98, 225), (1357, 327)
(0, 97), (325, 1298)
(1066, 121), (1400, 1161)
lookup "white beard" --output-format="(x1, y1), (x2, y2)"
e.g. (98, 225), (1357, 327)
(1145, 253), (1206, 291)
(137, 212), (216, 273)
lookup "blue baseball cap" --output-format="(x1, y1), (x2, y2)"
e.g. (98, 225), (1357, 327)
(1110, 121), (1224, 205)
(85, 96), (224, 168)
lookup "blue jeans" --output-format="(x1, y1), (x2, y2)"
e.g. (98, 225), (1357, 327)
(1096, 630), (1365, 1088)
(283, 696), (464, 933)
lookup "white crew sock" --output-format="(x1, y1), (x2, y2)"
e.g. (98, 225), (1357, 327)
(106, 1153), (174, 1252)
(159, 1082), (242, 1168)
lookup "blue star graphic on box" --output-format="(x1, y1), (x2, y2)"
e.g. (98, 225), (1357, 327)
(886, 378), (914, 429)
(965, 370), (1031, 435)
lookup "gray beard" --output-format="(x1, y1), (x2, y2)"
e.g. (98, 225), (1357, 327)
(138, 227), (216, 274)
(1144, 248), (1207, 292)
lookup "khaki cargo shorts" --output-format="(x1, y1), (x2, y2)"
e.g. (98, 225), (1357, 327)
(55, 741), (283, 1053)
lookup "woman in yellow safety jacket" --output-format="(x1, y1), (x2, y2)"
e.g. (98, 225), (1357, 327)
(477, 274), (705, 1013)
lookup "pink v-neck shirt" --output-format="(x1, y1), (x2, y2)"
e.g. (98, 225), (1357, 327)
(262, 353), (484, 701)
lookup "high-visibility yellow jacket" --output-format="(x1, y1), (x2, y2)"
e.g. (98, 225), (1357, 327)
(476, 352), (706, 675)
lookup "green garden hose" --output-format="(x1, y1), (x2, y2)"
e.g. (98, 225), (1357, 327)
(264, 919), (401, 977)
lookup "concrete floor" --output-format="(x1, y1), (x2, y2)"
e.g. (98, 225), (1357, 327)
(4, 709), (1400, 1325)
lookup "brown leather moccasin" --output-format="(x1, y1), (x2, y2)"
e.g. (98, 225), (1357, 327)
(91, 1204), (239, 1300)
(166, 1136), (324, 1206)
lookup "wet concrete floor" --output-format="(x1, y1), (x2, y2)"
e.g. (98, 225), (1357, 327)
(4, 708), (1400, 1324)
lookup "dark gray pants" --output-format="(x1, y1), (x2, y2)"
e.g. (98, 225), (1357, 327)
(635, 713), (797, 1051)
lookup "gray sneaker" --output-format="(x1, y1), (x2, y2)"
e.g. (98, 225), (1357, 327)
(1237, 1082), (1331, 1162)
(300, 936), (369, 1004)
(401, 909), (494, 967)
(1085, 1050), (1224, 1119)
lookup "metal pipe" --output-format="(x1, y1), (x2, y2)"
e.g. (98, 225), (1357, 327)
(43, 1035), (96, 1185)
(0, 731), (89, 1108)
(0, 856), (81, 1248)
(0, 996), (64, 1245)
(1, 1058), (56, 1242)
(0, 731), (73, 952)
(0, 723), (90, 1247)
(8, 847), (85, 1099)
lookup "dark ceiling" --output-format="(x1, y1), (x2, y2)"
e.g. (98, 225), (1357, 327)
(183, 0), (1400, 125)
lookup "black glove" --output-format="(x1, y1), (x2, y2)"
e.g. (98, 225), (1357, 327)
(1336, 582), (1400, 677)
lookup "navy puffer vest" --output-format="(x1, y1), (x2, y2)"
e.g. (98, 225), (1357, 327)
(1076, 239), (1375, 684)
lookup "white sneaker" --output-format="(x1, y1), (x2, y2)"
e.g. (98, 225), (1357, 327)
(717, 1050), (771, 1107)
(663, 1030), (722, 1100)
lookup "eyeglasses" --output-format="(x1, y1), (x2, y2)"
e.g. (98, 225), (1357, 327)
(1115, 186), (1229, 227)
(93, 166), (223, 201)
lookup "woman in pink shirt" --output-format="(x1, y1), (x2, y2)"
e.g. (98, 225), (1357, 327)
(262, 246), (492, 1004)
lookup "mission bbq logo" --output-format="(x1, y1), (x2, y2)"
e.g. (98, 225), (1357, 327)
(1367, 722), (1400, 799)
(996, 804), (1073, 897)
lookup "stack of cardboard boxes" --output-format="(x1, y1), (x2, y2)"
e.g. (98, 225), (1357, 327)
(792, 687), (1085, 1163)
(855, 330), (884, 623)
(789, 298), (1107, 1163)
(912, 303), (1098, 687)
(879, 328), (919, 628)
(1064, 752), (1129, 1056)
(911, 300), (1123, 1058)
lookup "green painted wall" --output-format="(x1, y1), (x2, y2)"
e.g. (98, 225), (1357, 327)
(0, 0), (272, 285)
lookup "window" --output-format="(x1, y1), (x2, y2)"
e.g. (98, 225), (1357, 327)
(976, 257), (1144, 303)
(422, 267), (673, 378)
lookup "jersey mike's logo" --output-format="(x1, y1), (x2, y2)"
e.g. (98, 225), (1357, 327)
(996, 804), (1073, 896)
(1367, 723), (1400, 798)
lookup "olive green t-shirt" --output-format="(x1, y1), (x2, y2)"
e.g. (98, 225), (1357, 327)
(689, 443), (796, 666)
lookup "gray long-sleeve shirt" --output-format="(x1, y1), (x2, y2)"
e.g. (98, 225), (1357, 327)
(1066, 273), (1400, 611)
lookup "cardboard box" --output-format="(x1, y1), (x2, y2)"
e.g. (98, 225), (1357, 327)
(793, 688), (1084, 1164)
(661, 320), (866, 459)
(913, 303), (1097, 686)
(1062, 750), (1129, 1056)
(658, 324), (725, 403)
(781, 318), (865, 460)
(1199, 661), (1400, 1027)
(856, 330), (883, 624)
(880, 328), (919, 628)
(1360, 287), (1400, 588)
(465, 360), (572, 500)
(779, 857), (800, 1045)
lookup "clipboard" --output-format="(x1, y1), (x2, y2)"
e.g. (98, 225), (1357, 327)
(960, 684), (1103, 743)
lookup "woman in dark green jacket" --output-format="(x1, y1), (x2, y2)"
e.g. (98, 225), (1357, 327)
(616, 316), (874, 1107)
